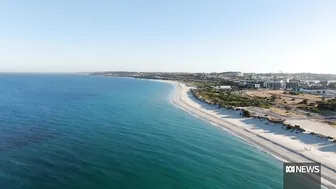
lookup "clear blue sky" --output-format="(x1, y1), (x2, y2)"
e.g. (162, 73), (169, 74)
(1, 0), (335, 73)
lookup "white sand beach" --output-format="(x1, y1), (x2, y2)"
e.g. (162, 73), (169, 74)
(162, 80), (336, 188)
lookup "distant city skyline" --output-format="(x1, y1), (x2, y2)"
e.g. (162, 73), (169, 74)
(1, 0), (335, 74)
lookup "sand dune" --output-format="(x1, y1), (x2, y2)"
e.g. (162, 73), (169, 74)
(162, 80), (336, 189)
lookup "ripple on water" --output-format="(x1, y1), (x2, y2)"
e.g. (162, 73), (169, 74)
(0, 75), (282, 189)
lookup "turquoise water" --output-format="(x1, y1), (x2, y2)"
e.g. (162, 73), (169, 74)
(0, 74), (282, 189)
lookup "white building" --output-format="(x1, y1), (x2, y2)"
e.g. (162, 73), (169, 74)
(214, 86), (232, 90)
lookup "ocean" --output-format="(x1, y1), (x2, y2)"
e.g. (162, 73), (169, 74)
(0, 74), (282, 189)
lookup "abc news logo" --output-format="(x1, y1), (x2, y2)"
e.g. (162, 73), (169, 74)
(285, 164), (320, 174)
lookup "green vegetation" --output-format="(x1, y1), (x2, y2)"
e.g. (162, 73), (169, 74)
(242, 109), (252, 117)
(300, 99), (309, 105)
(298, 106), (320, 113)
(295, 99), (336, 114)
(270, 94), (277, 102)
(191, 81), (215, 88)
(328, 82), (336, 89)
(192, 88), (271, 108)
(317, 99), (336, 111)
(288, 91), (302, 95)
(323, 120), (336, 126)
(285, 106), (292, 110)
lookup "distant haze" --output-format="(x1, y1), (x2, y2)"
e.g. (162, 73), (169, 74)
(0, 1), (335, 74)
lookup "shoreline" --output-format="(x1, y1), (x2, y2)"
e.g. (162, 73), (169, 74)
(160, 80), (336, 188)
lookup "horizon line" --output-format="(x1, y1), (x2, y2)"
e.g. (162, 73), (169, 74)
(1, 71), (336, 75)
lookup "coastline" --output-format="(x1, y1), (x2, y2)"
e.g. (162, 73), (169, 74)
(160, 80), (336, 188)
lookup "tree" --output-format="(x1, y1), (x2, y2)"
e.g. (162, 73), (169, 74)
(242, 109), (252, 117)
(270, 94), (277, 102)
(226, 90), (232, 98)
(329, 82), (336, 89)
(302, 99), (309, 105)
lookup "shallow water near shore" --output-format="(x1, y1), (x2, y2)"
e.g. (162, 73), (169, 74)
(0, 74), (283, 189)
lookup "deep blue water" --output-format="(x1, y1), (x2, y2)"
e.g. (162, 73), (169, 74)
(0, 74), (282, 189)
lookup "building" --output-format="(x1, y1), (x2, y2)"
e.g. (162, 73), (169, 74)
(286, 82), (299, 90)
(246, 82), (261, 88)
(214, 85), (232, 90)
(238, 81), (247, 87)
(286, 79), (300, 90)
(264, 80), (286, 89)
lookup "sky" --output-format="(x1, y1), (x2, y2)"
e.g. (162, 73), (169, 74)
(0, 0), (335, 73)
